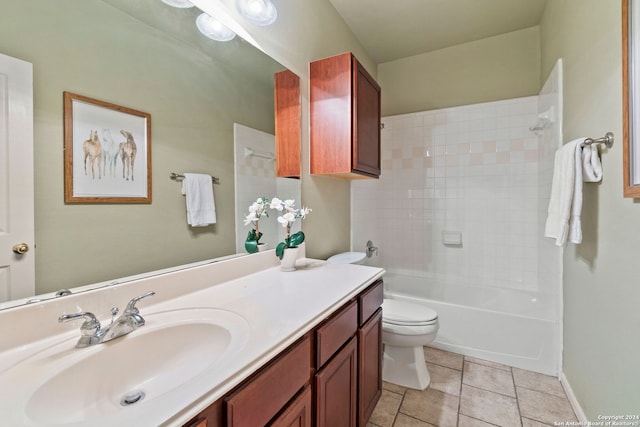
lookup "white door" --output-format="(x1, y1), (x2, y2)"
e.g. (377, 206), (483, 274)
(0, 53), (34, 302)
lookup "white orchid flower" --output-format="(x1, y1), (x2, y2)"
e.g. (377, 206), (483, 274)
(248, 202), (260, 213)
(270, 197), (284, 211)
(299, 207), (312, 219)
(277, 215), (289, 228)
(243, 213), (256, 226)
(283, 199), (295, 210)
(283, 212), (296, 223)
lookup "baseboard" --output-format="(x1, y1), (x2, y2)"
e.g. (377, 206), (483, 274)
(560, 372), (588, 422)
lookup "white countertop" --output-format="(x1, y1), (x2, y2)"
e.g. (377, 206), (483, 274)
(0, 254), (384, 427)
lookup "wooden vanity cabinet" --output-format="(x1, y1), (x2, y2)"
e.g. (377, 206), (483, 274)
(314, 280), (383, 427)
(315, 337), (358, 427)
(183, 280), (383, 427)
(310, 52), (381, 178)
(183, 399), (223, 427)
(269, 385), (313, 427)
(314, 301), (359, 427)
(358, 310), (382, 425)
(225, 335), (312, 427)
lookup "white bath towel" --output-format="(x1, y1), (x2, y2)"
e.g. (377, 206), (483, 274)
(181, 173), (216, 227)
(544, 139), (602, 246)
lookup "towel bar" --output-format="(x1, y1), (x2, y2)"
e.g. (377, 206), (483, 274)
(584, 132), (614, 148)
(169, 172), (220, 184)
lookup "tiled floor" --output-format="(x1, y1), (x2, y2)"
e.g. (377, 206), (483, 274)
(368, 347), (578, 427)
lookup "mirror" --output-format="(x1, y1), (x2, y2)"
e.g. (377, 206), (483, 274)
(233, 123), (302, 253)
(623, 0), (640, 197)
(0, 0), (300, 309)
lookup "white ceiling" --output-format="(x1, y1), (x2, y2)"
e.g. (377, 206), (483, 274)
(328, 0), (548, 64)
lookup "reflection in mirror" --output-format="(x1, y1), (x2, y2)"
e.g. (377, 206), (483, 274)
(234, 124), (301, 253)
(623, 0), (640, 197)
(0, 0), (300, 309)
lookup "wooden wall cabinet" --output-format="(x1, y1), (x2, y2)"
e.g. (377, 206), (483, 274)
(183, 280), (383, 427)
(310, 52), (381, 179)
(275, 69), (301, 178)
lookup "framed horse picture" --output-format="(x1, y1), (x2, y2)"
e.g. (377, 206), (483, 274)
(63, 92), (152, 203)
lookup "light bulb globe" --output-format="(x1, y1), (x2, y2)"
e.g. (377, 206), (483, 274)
(196, 13), (236, 42)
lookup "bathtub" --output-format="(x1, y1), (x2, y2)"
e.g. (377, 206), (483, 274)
(383, 272), (560, 376)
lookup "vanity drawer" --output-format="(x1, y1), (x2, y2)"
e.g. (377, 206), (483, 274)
(358, 280), (383, 326)
(315, 300), (358, 368)
(225, 335), (312, 427)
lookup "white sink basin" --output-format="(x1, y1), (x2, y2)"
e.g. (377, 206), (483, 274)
(0, 307), (250, 426)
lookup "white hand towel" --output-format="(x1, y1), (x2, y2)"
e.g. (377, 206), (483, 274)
(582, 144), (603, 182)
(181, 173), (216, 227)
(544, 138), (602, 246)
(568, 141), (585, 244)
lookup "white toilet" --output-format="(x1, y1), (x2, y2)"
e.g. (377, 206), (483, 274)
(326, 251), (367, 265)
(326, 252), (440, 390)
(381, 299), (439, 390)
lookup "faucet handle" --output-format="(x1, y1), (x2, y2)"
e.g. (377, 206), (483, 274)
(108, 307), (119, 325)
(366, 240), (379, 258)
(58, 311), (101, 335)
(124, 291), (155, 314)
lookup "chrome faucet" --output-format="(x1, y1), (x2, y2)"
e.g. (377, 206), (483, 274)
(58, 291), (155, 348)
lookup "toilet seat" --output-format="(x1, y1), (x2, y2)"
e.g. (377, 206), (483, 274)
(382, 299), (438, 326)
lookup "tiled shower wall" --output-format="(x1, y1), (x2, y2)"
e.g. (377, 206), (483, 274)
(536, 60), (563, 296)
(352, 96), (553, 292)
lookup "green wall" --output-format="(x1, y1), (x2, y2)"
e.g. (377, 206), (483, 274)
(541, 0), (639, 415)
(377, 26), (541, 115)
(1, 0), (276, 293)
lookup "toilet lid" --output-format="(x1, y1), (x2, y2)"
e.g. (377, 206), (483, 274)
(326, 252), (366, 264)
(382, 299), (438, 326)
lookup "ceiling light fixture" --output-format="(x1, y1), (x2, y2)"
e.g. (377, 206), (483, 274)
(235, 0), (277, 26)
(160, 0), (195, 8)
(196, 12), (236, 42)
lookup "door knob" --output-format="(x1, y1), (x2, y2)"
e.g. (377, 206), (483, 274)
(12, 243), (29, 255)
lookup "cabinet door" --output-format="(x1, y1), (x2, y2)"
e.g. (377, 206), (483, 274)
(352, 59), (381, 177)
(269, 385), (312, 427)
(309, 52), (353, 176)
(315, 337), (357, 427)
(358, 309), (382, 426)
(274, 69), (301, 178)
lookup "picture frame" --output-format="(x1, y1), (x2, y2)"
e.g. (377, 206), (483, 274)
(623, 0), (640, 197)
(63, 91), (152, 203)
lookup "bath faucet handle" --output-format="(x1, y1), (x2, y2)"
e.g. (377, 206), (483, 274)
(123, 291), (155, 314)
(58, 311), (101, 336)
(366, 240), (378, 258)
